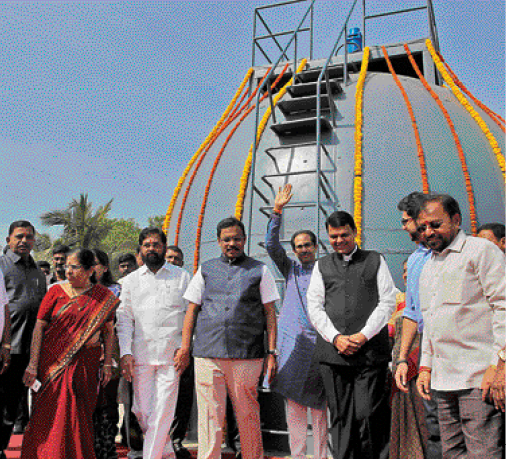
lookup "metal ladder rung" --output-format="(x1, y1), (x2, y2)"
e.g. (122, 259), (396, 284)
(253, 185), (270, 204)
(364, 5), (427, 20)
(265, 142), (332, 163)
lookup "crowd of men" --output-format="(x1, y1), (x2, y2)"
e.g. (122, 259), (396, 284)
(0, 188), (504, 459)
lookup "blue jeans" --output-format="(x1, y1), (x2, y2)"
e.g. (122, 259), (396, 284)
(434, 388), (504, 459)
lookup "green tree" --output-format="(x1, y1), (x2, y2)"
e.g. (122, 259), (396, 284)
(101, 218), (141, 254)
(40, 194), (113, 249)
(147, 214), (165, 229)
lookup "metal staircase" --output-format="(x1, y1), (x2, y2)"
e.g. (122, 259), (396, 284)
(247, 0), (440, 258)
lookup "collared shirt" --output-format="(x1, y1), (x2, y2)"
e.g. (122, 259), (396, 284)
(116, 262), (190, 365)
(402, 244), (431, 333)
(307, 248), (396, 343)
(184, 259), (279, 306)
(419, 230), (505, 390)
(0, 270), (8, 340)
(0, 248), (46, 354)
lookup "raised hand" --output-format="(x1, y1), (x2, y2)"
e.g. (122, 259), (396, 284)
(273, 184), (293, 213)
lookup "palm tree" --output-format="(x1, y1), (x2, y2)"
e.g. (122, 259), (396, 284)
(40, 194), (113, 249)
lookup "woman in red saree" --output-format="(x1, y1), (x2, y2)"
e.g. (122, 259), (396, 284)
(21, 249), (120, 459)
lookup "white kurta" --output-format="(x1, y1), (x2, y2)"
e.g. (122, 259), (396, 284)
(117, 262), (190, 459)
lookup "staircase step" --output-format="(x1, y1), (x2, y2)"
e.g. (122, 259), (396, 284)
(288, 79), (342, 97)
(278, 95), (332, 116)
(296, 65), (344, 83)
(270, 117), (332, 137)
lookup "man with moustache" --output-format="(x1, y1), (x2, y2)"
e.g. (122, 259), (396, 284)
(394, 192), (441, 458)
(264, 184), (327, 459)
(117, 227), (191, 459)
(416, 195), (505, 458)
(0, 221), (46, 459)
(176, 217), (279, 459)
(48, 244), (70, 284)
(118, 253), (138, 278)
(307, 211), (396, 459)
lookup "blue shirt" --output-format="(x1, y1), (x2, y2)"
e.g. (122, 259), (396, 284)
(403, 244), (431, 333)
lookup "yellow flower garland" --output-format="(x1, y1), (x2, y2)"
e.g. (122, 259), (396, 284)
(162, 68), (254, 234)
(426, 39), (505, 178)
(234, 59), (308, 220)
(353, 47), (370, 247)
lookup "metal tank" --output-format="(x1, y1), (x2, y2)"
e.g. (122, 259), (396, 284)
(164, 38), (505, 287)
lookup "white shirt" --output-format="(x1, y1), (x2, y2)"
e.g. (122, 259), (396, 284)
(184, 264), (280, 305)
(307, 250), (397, 343)
(419, 230), (505, 390)
(0, 270), (8, 339)
(117, 263), (190, 365)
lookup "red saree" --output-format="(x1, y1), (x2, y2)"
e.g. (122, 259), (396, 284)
(21, 283), (120, 459)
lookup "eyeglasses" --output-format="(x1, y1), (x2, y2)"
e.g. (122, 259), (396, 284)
(294, 242), (314, 250)
(64, 264), (83, 271)
(417, 221), (443, 232)
(220, 237), (245, 243)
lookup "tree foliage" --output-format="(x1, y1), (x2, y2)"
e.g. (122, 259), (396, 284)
(101, 218), (141, 255)
(40, 194), (113, 249)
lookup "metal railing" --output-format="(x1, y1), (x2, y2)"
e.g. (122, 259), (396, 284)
(252, 0), (314, 68)
(314, 0), (359, 256)
(361, 0), (440, 51)
(247, 0), (316, 253)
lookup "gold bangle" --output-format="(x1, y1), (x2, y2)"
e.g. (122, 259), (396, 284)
(2, 343), (11, 349)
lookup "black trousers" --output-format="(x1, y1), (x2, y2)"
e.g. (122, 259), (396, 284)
(0, 354), (29, 452)
(320, 362), (390, 459)
(170, 358), (195, 445)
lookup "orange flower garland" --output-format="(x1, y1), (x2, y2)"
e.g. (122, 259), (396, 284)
(426, 39), (505, 178)
(173, 67), (274, 245)
(382, 46), (430, 194)
(353, 47), (370, 247)
(162, 68), (254, 235)
(234, 59), (308, 220)
(193, 65), (291, 271)
(437, 53), (505, 132)
(405, 44), (477, 235)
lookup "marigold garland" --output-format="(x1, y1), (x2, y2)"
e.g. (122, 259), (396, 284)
(405, 44), (477, 235)
(352, 47), (370, 247)
(382, 46), (429, 195)
(162, 68), (254, 235)
(234, 59), (308, 221)
(193, 65), (291, 271)
(426, 39), (505, 178)
(437, 52), (505, 131)
(174, 67), (275, 245)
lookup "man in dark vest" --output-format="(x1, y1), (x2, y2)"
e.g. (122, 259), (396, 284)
(307, 211), (396, 459)
(175, 217), (279, 459)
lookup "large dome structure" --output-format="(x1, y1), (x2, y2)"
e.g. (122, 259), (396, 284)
(163, 8), (504, 288)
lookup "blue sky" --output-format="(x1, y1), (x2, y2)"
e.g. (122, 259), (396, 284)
(0, 0), (504, 240)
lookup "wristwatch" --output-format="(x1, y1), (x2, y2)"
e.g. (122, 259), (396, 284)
(498, 348), (506, 362)
(266, 349), (279, 356)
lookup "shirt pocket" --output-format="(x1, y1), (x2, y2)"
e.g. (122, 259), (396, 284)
(441, 272), (462, 304)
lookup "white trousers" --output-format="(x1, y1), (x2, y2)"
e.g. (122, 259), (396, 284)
(286, 398), (328, 459)
(132, 364), (179, 459)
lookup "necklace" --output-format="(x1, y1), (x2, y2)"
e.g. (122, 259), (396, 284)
(69, 283), (93, 298)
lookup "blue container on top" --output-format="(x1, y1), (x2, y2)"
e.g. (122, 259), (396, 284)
(347, 27), (363, 53)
